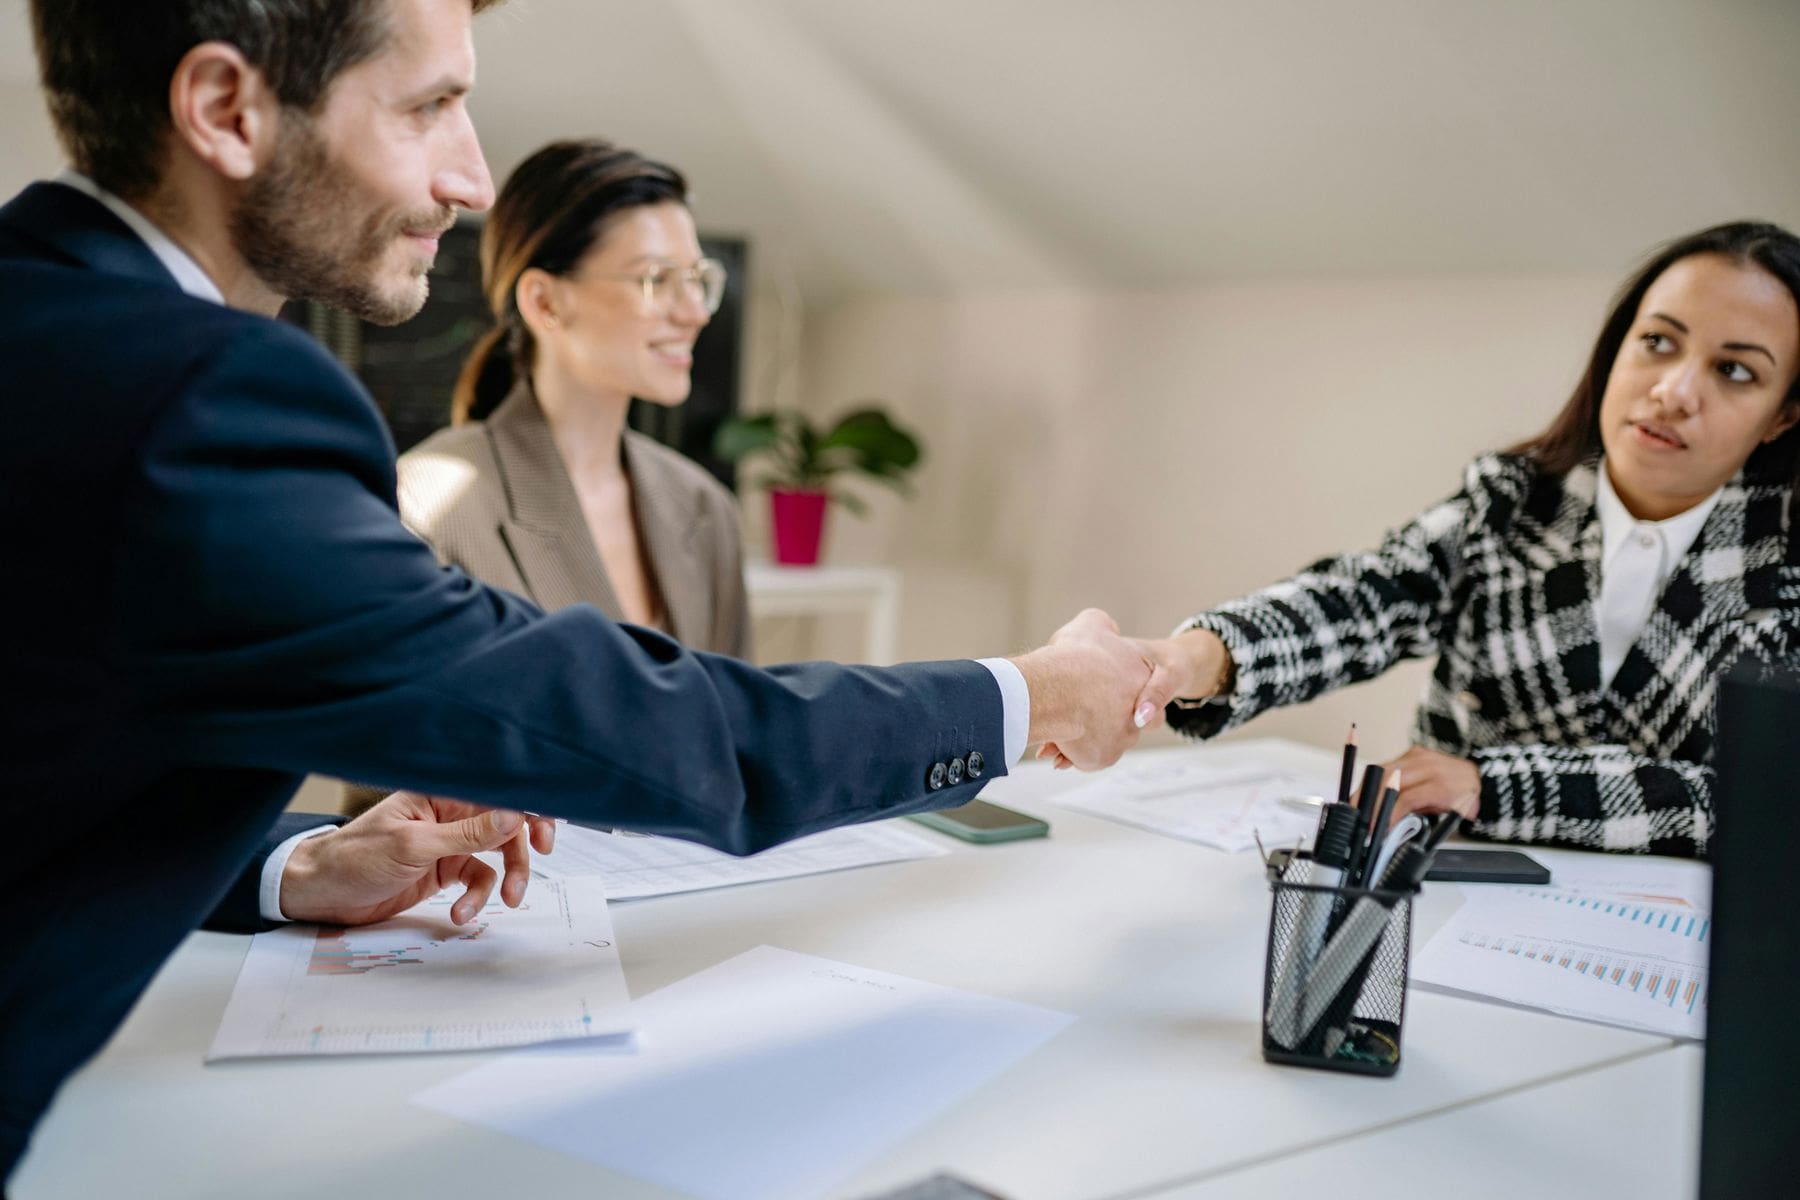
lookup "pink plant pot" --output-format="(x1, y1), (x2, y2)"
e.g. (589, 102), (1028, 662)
(770, 488), (829, 565)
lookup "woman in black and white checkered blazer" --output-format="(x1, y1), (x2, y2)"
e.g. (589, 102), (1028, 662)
(1135, 222), (1800, 858)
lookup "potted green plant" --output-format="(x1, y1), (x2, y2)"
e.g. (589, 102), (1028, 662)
(713, 406), (923, 565)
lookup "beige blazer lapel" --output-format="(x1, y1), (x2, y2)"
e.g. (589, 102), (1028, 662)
(623, 429), (707, 644)
(486, 386), (625, 620)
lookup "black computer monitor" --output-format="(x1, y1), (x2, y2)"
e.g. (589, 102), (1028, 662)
(1699, 659), (1800, 1197)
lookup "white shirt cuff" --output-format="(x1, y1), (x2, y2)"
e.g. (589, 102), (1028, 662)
(975, 657), (1030, 767)
(259, 825), (338, 923)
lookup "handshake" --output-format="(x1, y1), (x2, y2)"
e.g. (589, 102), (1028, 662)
(281, 610), (1239, 932)
(1010, 608), (1233, 771)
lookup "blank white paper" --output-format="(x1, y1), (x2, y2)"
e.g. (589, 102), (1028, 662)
(412, 945), (1074, 1200)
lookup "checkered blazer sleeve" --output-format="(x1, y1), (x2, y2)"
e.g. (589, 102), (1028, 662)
(1166, 458), (1520, 739)
(1470, 742), (1714, 856)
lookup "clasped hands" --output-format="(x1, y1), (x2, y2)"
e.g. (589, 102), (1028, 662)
(1024, 617), (1480, 828)
(289, 618), (1475, 932)
(1012, 610), (1224, 770)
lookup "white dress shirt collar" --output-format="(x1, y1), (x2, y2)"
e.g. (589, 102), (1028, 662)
(1593, 458), (1722, 688)
(1595, 458), (1720, 571)
(55, 169), (226, 306)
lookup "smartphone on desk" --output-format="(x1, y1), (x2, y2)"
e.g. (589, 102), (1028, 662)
(1424, 847), (1551, 885)
(908, 799), (1049, 844)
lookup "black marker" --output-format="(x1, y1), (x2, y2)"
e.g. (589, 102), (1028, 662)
(1356, 769), (1402, 888)
(1342, 764), (1385, 889)
(1337, 724), (1358, 808)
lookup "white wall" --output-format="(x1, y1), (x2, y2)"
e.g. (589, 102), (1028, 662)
(0, 82), (57, 194)
(794, 271), (1618, 759)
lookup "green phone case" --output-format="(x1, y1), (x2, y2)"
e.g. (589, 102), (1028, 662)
(907, 805), (1050, 844)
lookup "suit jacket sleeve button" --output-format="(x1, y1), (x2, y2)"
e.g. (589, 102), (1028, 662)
(946, 756), (965, 786)
(966, 750), (985, 778)
(927, 761), (947, 790)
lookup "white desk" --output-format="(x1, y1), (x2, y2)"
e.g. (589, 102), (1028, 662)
(1151, 1042), (1700, 1199)
(744, 562), (901, 665)
(13, 739), (1699, 1200)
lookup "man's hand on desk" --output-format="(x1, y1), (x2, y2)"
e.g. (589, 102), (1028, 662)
(1014, 607), (1156, 770)
(279, 792), (557, 927)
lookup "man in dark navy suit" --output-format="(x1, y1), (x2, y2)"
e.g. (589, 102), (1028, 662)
(0, 0), (1163, 1183)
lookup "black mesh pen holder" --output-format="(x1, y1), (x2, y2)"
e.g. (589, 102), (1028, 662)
(1260, 848), (1415, 1077)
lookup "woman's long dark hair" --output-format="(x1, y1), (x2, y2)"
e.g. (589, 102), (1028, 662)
(451, 139), (688, 424)
(1511, 221), (1800, 490)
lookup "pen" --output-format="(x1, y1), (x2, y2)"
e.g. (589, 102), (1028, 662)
(1342, 764), (1385, 891)
(1356, 769), (1402, 888)
(1337, 724), (1358, 809)
(1366, 812), (1424, 887)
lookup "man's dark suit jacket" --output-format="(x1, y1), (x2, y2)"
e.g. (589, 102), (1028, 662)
(0, 182), (1004, 1180)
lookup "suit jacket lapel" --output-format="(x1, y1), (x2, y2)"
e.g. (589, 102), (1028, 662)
(622, 430), (706, 644)
(486, 385), (624, 619)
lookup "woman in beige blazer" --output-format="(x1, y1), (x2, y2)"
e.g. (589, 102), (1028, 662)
(406, 138), (749, 654)
(345, 140), (747, 814)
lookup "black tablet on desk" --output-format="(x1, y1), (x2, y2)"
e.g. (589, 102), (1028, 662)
(1423, 847), (1550, 885)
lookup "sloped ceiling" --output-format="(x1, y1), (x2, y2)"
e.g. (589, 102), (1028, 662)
(8, 0), (1800, 297)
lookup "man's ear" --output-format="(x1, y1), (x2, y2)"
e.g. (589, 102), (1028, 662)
(166, 41), (282, 182)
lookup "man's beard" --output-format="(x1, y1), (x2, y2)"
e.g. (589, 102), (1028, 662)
(231, 115), (454, 326)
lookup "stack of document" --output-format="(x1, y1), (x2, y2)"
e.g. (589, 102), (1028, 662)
(1412, 854), (1712, 1039)
(1055, 747), (1331, 852)
(210, 820), (951, 1060)
(536, 819), (949, 898)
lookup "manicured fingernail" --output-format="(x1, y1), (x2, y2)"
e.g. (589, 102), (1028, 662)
(1134, 702), (1154, 728)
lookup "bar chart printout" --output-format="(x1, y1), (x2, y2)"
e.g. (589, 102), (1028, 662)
(208, 876), (632, 1059)
(1412, 883), (1709, 1039)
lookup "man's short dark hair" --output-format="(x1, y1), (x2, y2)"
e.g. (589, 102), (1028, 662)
(30, 0), (503, 201)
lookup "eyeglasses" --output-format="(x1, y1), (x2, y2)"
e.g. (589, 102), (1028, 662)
(578, 258), (728, 316)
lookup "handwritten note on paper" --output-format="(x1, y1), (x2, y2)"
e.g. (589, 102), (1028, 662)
(535, 819), (948, 899)
(413, 945), (1074, 1200)
(1055, 747), (1330, 853)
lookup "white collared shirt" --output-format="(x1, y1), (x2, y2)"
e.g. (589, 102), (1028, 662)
(1594, 459), (1721, 689)
(55, 170), (225, 305)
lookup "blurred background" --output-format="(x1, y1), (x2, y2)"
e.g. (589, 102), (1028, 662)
(4, 0), (1799, 758)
